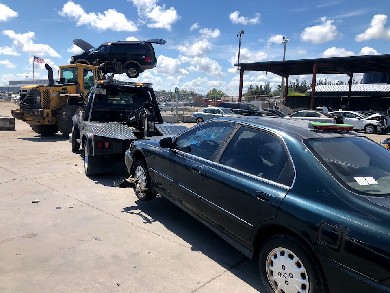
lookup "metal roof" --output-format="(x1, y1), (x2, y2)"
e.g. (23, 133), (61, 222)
(239, 54), (390, 77)
(315, 84), (390, 92)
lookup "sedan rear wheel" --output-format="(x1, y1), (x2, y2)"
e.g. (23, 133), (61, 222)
(131, 160), (155, 201)
(258, 234), (326, 293)
(196, 117), (204, 124)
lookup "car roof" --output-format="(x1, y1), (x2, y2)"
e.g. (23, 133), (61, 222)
(213, 116), (358, 140)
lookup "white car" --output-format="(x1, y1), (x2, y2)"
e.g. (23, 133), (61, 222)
(287, 110), (336, 123)
(329, 111), (381, 134)
(192, 107), (239, 123)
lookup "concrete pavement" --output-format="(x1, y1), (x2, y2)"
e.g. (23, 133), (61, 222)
(0, 101), (261, 293)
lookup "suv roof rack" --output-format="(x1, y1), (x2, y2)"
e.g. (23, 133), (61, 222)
(97, 79), (153, 88)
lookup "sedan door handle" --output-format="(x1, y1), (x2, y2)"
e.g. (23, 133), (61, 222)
(255, 191), (270, 202)
(190, 166), (202, 174)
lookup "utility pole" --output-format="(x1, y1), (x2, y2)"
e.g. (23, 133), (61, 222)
(237, 30), (244, 69)
(280, 36), (288, 105)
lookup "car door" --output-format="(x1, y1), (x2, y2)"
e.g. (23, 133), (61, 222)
(341, 112), (361, 130)
(151, 121), (235, 215)
(199, 126), (294, 244)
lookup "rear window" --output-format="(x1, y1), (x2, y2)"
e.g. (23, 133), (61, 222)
(306, 137), (390, 196)
(95, 87), (151, 107)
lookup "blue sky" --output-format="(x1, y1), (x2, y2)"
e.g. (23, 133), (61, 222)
(0, 0), (389, 95)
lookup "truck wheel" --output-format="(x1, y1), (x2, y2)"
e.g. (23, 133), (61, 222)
(258, 234), (326, 293)
(131, 160), (155, 201)
(83, 143), (99, 176)
(71, 126), (80, 153)
(56, 105), (79, 137)
(364, 124), (376, 134)
(126, 65), (140, 78)
(31, 125), (58, 136)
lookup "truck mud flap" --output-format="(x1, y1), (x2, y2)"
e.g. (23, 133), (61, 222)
(155, 123), (188, 136)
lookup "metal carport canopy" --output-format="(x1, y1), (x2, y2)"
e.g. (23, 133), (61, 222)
(237, 54), (390, 108)
(238, 54), (390, 77)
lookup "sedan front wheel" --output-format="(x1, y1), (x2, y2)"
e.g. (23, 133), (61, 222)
(258, 234), (326, 293)
(131, 160), (155, 201)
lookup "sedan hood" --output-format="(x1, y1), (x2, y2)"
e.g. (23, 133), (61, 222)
(73, 39), (94, 52)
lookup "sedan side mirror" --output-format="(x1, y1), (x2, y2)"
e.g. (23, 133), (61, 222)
(160, 137), (174, 148)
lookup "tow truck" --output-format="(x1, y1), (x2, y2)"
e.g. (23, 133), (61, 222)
(71, 78), (187, 176)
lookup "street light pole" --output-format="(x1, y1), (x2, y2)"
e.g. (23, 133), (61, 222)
(280, 36), (288, 105)
(237, 30), (244, 69)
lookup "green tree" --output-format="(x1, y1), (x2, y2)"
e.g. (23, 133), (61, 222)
(206, 88), (225, 99)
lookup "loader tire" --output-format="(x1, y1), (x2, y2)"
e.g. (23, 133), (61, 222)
(31, 125), (58, 136)
(56, 105), (79, 137)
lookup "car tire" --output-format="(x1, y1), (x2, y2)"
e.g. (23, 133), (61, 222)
(83, 141), (99, 176)
(196, 117), (204, 124)
(126, 64), (140, 78)
(131, 160), (155, 201)
(364, 124), (376, 134)
(258, 234), (326, 293)
(31, 125), (58, 136)
(56, 105), (79, 137)
(71, 126), (80, 153)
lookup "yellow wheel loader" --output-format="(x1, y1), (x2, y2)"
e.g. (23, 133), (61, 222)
(11, 63), (99, 136)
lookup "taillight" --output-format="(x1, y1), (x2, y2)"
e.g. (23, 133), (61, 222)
(97, 140), (110, 149)
(145, 56), (151, 63)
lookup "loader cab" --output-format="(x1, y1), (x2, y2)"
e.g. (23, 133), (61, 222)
(59, 64), (99, 97)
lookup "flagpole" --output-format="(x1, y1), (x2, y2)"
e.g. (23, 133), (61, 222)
(33, 56), (35, 82)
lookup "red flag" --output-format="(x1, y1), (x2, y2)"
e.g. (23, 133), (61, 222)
(33, 55), (45, 63)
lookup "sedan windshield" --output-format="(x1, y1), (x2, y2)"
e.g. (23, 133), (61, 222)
(306, 137), (390, 196)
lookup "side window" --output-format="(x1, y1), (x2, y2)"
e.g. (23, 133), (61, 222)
(83, 69), (94, 90)
(220, 127), (294, 185)
(175, 122), (234, 160)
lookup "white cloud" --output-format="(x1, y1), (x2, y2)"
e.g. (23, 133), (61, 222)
(233, 47), (268, 64)
(0, 4), (17, 22)
(229, 11), (260, 25)
(322, 47), (354, 57)
(199, 28), (220, 39)
(0, 46), (19, 56)
(190, 23), (199, 31)
(125, 36), (139, 41)
(359, 46), (379, 55)
(355, 14), (390, 41)
(155, 55), (183, 75)
(177, 39), (211, 57)
(3, 30), (61, 58)
(301, 17), (339, 44)
(67, 44), (83, 55)
(0, 60), (16, 69)
(131, 0), (179, 31)
(59, 1), (138, 32)
(181, 56), (223, 76)
(267, 34), (285, 44)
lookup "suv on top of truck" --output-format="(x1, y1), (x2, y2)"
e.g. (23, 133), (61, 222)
(219, 102), (268, 116)
(71, 39), (166, 78)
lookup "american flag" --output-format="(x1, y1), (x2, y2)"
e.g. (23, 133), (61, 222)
(33, 55), (45, 63)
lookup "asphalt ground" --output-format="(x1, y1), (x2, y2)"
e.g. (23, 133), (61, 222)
(0, 101), (260, 293)
(0, 101), (388, 293)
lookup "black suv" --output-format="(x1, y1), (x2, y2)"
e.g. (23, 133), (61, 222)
(70, 39), (166, 78)
(219, 102), (268, 116)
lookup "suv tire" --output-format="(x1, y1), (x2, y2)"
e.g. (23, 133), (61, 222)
(126, 64), (140, 78)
